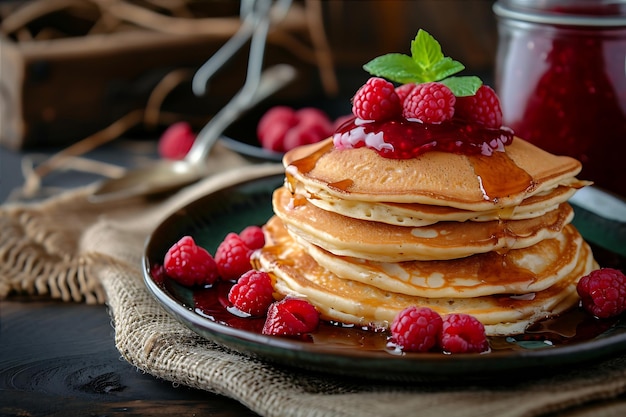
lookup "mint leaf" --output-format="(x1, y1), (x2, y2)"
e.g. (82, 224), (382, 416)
(429, 57), (465, 81)
(363, 54), (424, 84)
(411, 29), (443, 71)
(440, 76), (482, 97)
(362, 29), (483, 96)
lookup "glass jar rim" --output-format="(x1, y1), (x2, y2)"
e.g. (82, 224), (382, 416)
(493, 2), (626, 27)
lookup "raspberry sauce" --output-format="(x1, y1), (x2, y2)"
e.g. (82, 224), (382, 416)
(333, 117), (514, 159)
(155, 275), (622, 354)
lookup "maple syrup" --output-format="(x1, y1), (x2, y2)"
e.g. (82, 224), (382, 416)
(155, 277), (622, 355)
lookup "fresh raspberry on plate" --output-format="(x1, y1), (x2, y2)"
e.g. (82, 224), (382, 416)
(402, 81), (456, 123)
(158, 121), (196, 160)
(228, 270), (274, 316)
(440, 313), (489, 354)
(239, 225), (265, 250)
(150, 263), (167, 284)
(454, 85), (503, 128)
(163, 236), (219, 286)
(390, 306), (443, 352)
(577, 268), (626, 319)
(262, 298), (320, 336)
(352, 77), (402, 121)
(214, 233), (253, 281)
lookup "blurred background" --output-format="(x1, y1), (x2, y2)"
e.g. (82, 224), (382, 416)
(0, 0), (498, 149)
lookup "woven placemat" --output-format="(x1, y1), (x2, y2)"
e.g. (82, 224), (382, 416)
(2, 154), (626, 417)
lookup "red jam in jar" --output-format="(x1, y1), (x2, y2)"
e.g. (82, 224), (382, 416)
(494, 0), (626, 197)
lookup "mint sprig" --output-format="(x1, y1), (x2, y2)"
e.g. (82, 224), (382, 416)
(363, 29), (482, 97)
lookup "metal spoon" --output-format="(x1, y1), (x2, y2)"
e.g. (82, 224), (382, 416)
(191, 0), (291, 96)
(89, 64), (296, 203)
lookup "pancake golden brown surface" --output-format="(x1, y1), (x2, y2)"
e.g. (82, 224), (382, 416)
(284, 137), (583, 211)
(301, 182), (584, 227)
(296, 224), (586, 298)
(273, 185), (575, 262)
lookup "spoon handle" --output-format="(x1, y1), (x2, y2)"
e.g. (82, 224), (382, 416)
(185, 63), (296, 165)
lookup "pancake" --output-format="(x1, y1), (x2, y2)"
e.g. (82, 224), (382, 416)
(273, 185), (575, 262)
(283, 137), (583, 212)
(298, 181), (585, 227)
(294, 222), (585, 298)
(255, 216), (597, 336)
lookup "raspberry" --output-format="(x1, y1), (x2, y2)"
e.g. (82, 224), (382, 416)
(402, 82), (456, 123)
(163, 236), (219, 286)
(258, 122), (291, 152)
(257, 106), (298, 152)
(262, 298), (320, 336)
(214, 233), (253, 281)
(455, 85), (503, 128)
(577, 268), (626, 319)
(440, 313), (489, 354)
(150, 264), (167, 284)
(257, 106), (332, 152)
(390, 306), (443, 352)
(257, 106), (297, 136)
(352, 77), (401, 121)
(295, 108), (334, 136)
(283, 124), (319, 150)
(158, 121), (196, 160)
(285, 108), (334, 150)
(228, 270), (274, 316)
(239, 225), (265, 250)
(395, 83), (418, 104)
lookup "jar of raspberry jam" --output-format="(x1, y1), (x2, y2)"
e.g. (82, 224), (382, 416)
(493, 0), (626, 197)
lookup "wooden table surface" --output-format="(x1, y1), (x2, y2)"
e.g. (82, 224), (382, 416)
(0, 299), (260, 416)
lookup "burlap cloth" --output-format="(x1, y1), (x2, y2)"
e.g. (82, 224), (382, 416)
(2, 145), (626, 417)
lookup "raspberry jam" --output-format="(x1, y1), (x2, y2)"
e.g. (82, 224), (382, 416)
(494, 0), (626, 197)
(333, 117), (514, 159)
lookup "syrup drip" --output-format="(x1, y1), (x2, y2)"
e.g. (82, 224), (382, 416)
(469, 152), (536, 203)
(328, 179), (354, 192)
(475, 251), (537, 286)
(289, 140), (334, 175)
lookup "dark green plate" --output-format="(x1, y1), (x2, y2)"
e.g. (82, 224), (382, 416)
(143, 168), (626, 381)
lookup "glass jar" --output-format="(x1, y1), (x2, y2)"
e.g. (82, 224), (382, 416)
(493, 0), (626, 197)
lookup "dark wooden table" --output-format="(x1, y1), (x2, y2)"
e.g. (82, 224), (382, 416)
(0, 143), (260, 416)
(0, 300), (259, 416)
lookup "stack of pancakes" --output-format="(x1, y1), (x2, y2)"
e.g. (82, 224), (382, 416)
(255, 137), (597, 336)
